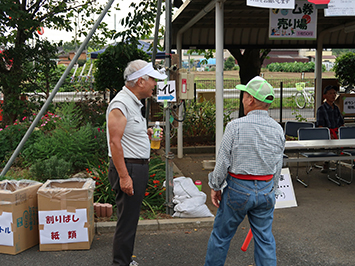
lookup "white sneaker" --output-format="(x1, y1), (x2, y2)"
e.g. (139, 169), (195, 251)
(130, 261), (139, 266)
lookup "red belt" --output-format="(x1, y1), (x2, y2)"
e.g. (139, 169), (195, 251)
(228, 172), (273, 182)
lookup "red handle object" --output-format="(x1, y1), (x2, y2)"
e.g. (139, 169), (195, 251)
(241, 229), (253, 252)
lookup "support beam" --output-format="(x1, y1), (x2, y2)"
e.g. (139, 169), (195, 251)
(215, 0), (224, 157)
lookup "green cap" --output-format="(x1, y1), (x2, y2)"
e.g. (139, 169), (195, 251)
(236, 76), (274, 103)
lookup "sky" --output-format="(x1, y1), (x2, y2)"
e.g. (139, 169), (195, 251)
(43, 0), (165, 43)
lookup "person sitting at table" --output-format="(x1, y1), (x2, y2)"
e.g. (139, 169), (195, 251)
(316, 85), (344, 173)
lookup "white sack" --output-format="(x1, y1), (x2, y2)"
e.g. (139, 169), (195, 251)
(172, 176), (214, 218)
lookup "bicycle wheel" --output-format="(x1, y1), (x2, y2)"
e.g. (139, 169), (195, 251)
(295, 92), (306, 109)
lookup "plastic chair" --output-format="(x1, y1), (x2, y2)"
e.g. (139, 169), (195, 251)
(296, 127), (340, 187)
(284, 121), (314, 138)
(338, 126), (355, 184)
(283, 121), (314, 167)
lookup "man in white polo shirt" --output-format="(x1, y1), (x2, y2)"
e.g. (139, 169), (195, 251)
(106, 59), (167, 266)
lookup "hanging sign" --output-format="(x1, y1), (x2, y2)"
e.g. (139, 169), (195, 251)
(269, 0), (317, 40)
(247, 0), (295, 9)
(324, 0), (355, 17)
(157, 80), (176, 102)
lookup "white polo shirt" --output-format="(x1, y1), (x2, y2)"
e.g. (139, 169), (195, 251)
(106, 86), (150, 159)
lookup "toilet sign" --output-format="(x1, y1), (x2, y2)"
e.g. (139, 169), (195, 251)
(275, 168), (298, 209)
(157, 80), (176, 102)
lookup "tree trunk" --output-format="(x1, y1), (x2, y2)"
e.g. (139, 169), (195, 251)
(229, 48), (271, 117)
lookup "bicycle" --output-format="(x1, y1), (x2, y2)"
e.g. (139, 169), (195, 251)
(294, 82), (314, 109)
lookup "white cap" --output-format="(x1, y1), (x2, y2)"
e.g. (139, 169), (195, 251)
(126, 63), (167, 81)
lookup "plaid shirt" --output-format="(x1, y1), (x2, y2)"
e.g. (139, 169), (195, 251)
(208, 110), (285, 191)
(316, 102), (344, 129)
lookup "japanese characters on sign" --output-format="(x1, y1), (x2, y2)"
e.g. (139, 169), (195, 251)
(157, 80), (176, 102)
(269, 0), (317, 40)
(275, 168), (298, 209)
(343, 97), (355, 114)
(0, 212), (14, 247)
(247, 0), (295, 9)
(38, 209), (88, 244)
(324, 0), (355, 17)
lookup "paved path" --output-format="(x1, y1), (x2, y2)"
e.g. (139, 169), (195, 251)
(1, 153), (355, 265)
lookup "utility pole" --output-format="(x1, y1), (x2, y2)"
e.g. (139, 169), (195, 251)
(164, 0), (174, 215)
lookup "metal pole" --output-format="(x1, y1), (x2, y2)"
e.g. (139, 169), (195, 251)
(215, 0), (224, 157)
(0, 0), (116, 177)
(165, 0), (174, 215)
(280, 81), (283, 124)
(146, 0), (162, 126)
(152, 0), (162, 64)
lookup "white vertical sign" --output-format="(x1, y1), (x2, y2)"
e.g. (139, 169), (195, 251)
(275, 168), (298, 209)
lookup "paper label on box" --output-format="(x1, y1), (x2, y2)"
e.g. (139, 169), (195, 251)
(38, 209), (88, 244)
(0, 212), (14, 246)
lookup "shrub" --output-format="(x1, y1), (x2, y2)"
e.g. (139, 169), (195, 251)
(29, 155), (72, 182)
(21, 102), (100, 172)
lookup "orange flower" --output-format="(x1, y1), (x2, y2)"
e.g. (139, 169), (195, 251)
(145, 192), (149, 196)
(150, 173), (156, 178)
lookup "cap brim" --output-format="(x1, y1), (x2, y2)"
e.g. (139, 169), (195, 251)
(147, 69), (167, 80)
(236, 84), (247, 91)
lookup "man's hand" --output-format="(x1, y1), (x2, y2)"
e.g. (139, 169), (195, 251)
(211, 189), (222, 208)
(120, 176), (134, 196)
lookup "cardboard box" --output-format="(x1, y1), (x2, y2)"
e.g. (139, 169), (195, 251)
(37, 178), (95, 251)
(0, 180), (42, 255)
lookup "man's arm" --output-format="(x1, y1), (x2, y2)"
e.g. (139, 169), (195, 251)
(108, 109), (134, 196)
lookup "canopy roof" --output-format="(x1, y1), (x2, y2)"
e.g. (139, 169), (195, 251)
(172, 0), (355, 50)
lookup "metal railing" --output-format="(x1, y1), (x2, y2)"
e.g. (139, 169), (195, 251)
(195, 78), (316, 123)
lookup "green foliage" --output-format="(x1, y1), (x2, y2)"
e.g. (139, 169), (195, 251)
(0, 116), (42, 167)
(141, 154), (167, 217)
(291, 108), (308, 122)
(332, 49), (355, 56)
(267, 61), (326, 73)
(333, 52), (355, 87)
(182, 100), (233, 140)
(224, 56), (236, 70)
(29, 155), (72, 182)
(87, 161), (115, 205)
(94, 42), (150, 98)
(21, 102), (101, 172)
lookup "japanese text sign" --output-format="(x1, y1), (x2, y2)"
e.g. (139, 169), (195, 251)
(324, 0), (355, 17)
(343, 97), (355, 114)
(157, 80), (176, 102)
(275, 168), (298, 209)
(38, 209), (88, 244)
(0, 212), (14, 246)
(269, 0), (317, 40)
(247, 0), (295, 9)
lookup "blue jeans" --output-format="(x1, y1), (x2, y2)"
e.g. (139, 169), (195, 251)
(205, 175), (276, 266)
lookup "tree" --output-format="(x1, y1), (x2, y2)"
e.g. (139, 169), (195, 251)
(0, 0), (110, 125)
(333, 52), (355, 93)
(224, 56), (235, 71)
(229, 48), (271, 117)
(94, 41), (150, 100)
(0, 0), (160, 125)
(94, 0), (161, 100)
